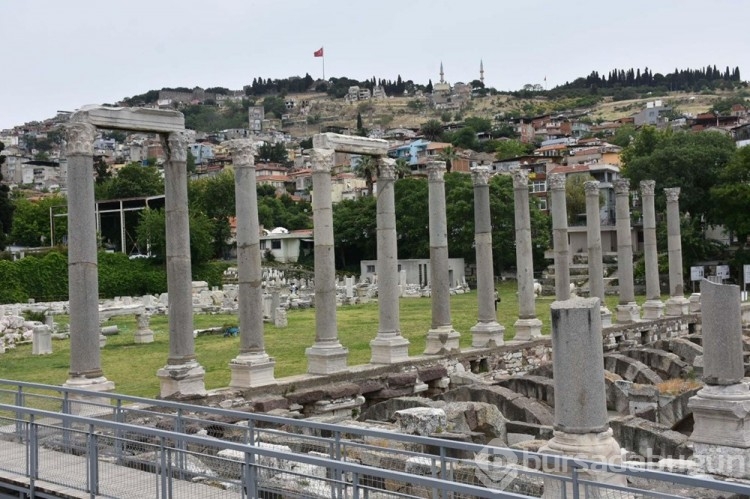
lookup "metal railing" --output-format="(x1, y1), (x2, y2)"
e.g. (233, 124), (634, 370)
(1, 379), (750, 498)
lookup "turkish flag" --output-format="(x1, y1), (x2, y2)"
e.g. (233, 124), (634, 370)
(313, 47), (324, 57)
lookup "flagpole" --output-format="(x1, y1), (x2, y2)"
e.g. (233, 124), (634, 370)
(322, 51), (325, 81)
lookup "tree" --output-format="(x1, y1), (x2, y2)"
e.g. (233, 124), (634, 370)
(135, 208), (214, 265)
(420, 119), (443, 141)
(353, 155), (377, 196)
(332, 196), (377, 270)
(463, 117), (491, 133)
(356, 112), (363, 132)
(257, 142), (288, 164)
(93, 156), (112, 184)
(565, 174), (597, 225)
(495, 139), (533, 160)
(262, 95), (287, 118)
(394, 158), (411, 179)
(447, 127), (478, 150)
(96, 162), (164, 200)
(622, 128), (735, 221)
(189, 170), (236, 259)
(10, 195), (67, 247)
(711, 146), (750, 245)
(0, 143), (13, 249)
(186, 149), (196, 174)
(438, 146), (457, 173)
(609, 124), (637, 147)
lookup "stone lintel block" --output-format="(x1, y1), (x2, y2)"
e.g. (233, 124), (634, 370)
(156, 361), (206, 398)
(642, 300), (665, 320)
(386, 372), (418, 388)
(305, 343), (349, 375)
(512, 318), (543, 341)
(72, 105), (185, 133)
(693, 443), (750, 478)
(424, 326), (460, 355)
(252, 396), (289, 413)
(370, 335), (410, 364)
(616, 302), (641, 323)
(312, 132), (388, 156)
(470, 321), (505, 348)
(418, 365), (449, 382)
(229, 354), (276, 388)
(689, 383), (750, 448)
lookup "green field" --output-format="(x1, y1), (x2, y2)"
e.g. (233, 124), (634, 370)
(0, 281), (643, 398)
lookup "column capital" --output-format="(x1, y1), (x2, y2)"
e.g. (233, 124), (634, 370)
(584, 180), (600, 194)
(549, 173), (566, 191)
(640, 179), (656, 196)
(377, 157), (396, 180)
(166, 131), (191, 163)
(65, 122), (97, 156)
(664, 187), (681, 203)
(614, 178), (631, 195)
(470, 165), (491, 186)
(511, 168), (529, 189)
(426, 160), (446, 181)
(226, 139), (256, 167)
(310, 148), (335, 173)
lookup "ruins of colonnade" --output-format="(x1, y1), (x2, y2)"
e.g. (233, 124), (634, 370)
(61, 109), (703, 399)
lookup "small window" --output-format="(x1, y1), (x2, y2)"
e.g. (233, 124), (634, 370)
(538, 198), (548, 211)
(271, 240), (281, 250)
(366, 265), (375, 273)
(259, 241), (266, 249)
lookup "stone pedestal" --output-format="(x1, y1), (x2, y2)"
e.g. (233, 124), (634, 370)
(540, 430), (627, 498)
(470, 166), (504, 348)
(689, 293), (701, 313)
(665, 296), (690, 316)
(62, 375), (115, 416)
(370, 335), (410, 364)
(616, 303), (641, 323)
(156, 361), (207, 398)
(32, 325), (52, 355)
(642, 300), (665, 320)
(305, 343), (349, 374)
(133, 314), (154, 344)
(512, 170), (542, 341)
(229, 352), (276, 388)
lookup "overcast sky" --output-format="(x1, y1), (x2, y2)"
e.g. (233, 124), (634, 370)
(2, 0), (749, 130)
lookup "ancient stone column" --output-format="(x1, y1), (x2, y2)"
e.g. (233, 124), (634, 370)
(156, 131), (206, 397)
(424, 161), (460, 354)
(641, 180), (664, 319)
(305, 148), (348, 373)
(370, 157), (410, 363)
(549, 173), (570, 300)
(63, 121), (115, 395)
(614, 178), (640, 322)
(511, 170), (542, 340)
(585, 181), (612, 326)
(539, 297), (626, 497)
(664, 188), (690, 315)
(689, 280), (750, 478)
(227, 139), (275, 386)
(469, 166), (505, 348)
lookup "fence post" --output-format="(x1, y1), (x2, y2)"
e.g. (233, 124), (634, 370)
(15, 386), (24, 439)
(114, 399), (124, 464)
(334, 430), (344, 498)
(572, 465), (580, 499)
(245, 420), (257, 498)
(159, 436), (168, 499)
(87, 423), (99, 497)
(28, 417), (37, 497)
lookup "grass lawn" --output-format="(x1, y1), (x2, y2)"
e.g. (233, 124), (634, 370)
(0, 281), (653, 398)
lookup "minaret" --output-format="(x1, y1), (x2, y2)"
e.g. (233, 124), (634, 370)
(480, 60), (485, 85)
(439, 61), (445, 84)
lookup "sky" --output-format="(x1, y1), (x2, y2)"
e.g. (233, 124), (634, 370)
(2, 0), (749, 130)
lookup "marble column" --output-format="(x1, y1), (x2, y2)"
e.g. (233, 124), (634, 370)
(689, 280), (750, 478)
(664, 188), (690, 315)
(641, 180), (664, 319)
(469, 166), (505, 348)
(424, 161), (460, 354)
(549, 173), (570, 300)
(156, 131), (206, 397)
(511, 170), (542, 340)
(585, 181), (612, 326)
(63, 121), (115, 395)
(539, 297), (626, 497)
(306, 148), (349, 373)
(370, 157), (410, 363)
(227, 139), (275, 387)
(614, 178), (640, 322)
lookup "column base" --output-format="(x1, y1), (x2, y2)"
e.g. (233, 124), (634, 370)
(156, 360), (206, 398)
(665, 296), (690, 316)
(306, 342), (349, 374)
(133, 328), (154, 344)
(229, 352), (276, 388)
(616, 302), (641, 323)
(539, 429), (627, 498)
(689, 293), (701, 313)
(600, 306), (613, 327)
(370, 334), (410, 364)
(424, 325), (460, 355)
(512, 318), (542, 341)
(63, 375), (116, 415)
(470, 321), (505, 348)
(689, 383), (750, 448)
(641, 299), (665, 320)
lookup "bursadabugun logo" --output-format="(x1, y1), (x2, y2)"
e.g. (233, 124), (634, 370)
(474, 439), (520, 491)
